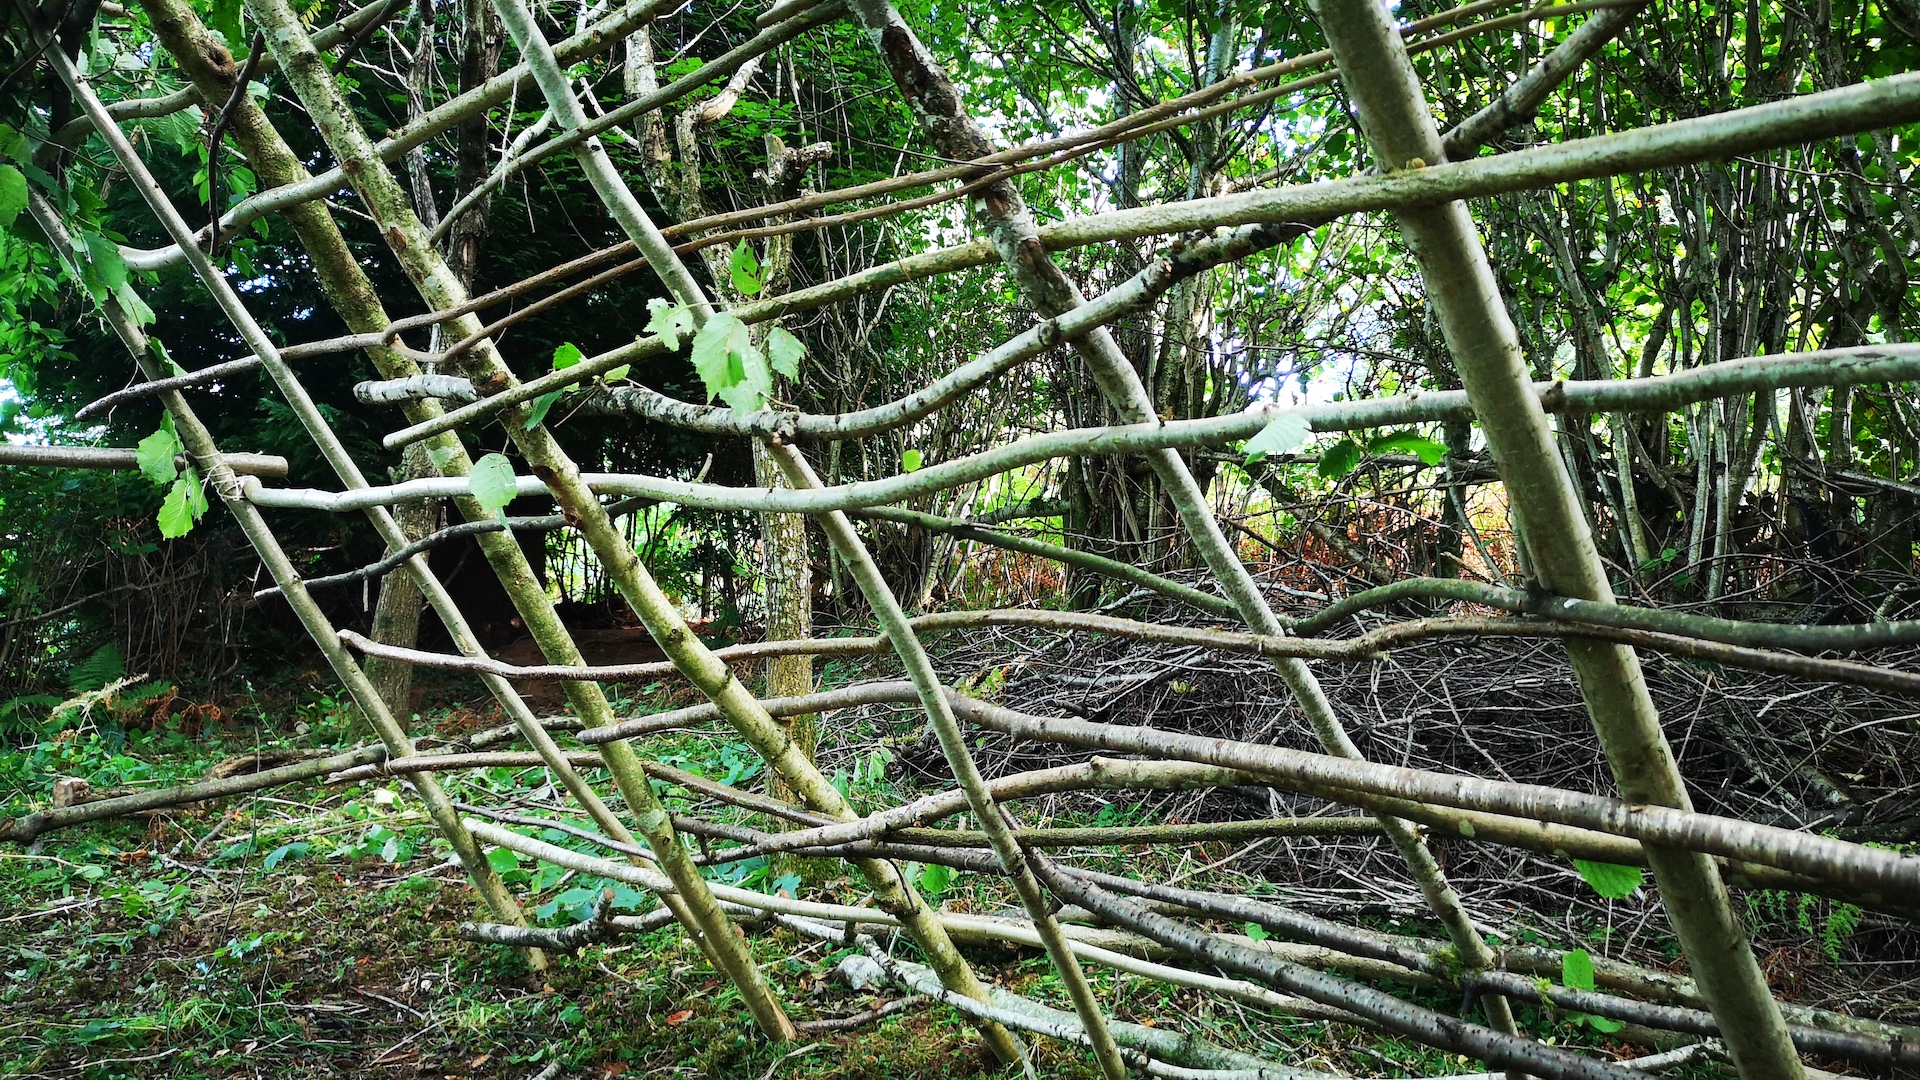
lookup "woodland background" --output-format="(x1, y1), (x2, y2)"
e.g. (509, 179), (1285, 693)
(0, 0), (1917, 1074)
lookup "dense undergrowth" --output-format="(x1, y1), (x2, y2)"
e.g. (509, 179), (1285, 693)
(3, 638), (1907, 1080)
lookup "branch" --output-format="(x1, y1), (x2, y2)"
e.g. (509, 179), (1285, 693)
(0, 714), (545, 844)
(263, 345), (1920, 516)
(950, 692), (1919, 900)
(1291, 575), (1920, 654)
(118, 0), (679, 270)
(75, 357), (265, 420)
(352, 374), (479, 405)
(254, 495), (654, 599)
(338, 599), (1920, 698)
(457, 890), (677, 952)
(1032, 856), (1636, 1080)
(1441, 1), (1649, 158)
(0, 443), (288, 477)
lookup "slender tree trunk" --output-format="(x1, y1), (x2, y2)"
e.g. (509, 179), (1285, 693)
(364, 441), (436, 715)
(1306, 5), (1803, 1076)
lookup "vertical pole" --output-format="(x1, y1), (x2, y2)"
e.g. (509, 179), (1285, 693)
(841, 0), (1523, 1046)
(1305, 2), (1803, 1076)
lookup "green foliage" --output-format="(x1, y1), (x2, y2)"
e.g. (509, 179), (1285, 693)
(690, 312), (772, 412)
(1317, 439), (1363, 479)
(1571, 859), (1644, 900)
(1244, 411), (1310, 460)
(765, 327), (805, 379)
(66, 643), (126, 692)
(1368, 430), (1448, 465)
(135, 424), (182, 484)
(468, 453), (518, 519)
(729, 241), (762, 296)
(1557, 949), (1625, 1033)
(914, 860), (953, 899)
(900, 448), (924, 472)
(646, 297), (696, 350)
(0, 164), (25, 231)
(157, 467), (208, 539)
(524, 342), (584, 429)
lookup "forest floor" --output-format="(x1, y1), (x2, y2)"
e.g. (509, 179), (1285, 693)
(0, 689), (1096, 1080)
(2, 639), (1906, 1080)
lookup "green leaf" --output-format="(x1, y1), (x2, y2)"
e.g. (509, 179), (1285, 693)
(916, 861), (953, 898)
(1368, 430), (1449, 466)
(730, 241), (762, 296)
(552, 342), (583, 370)
(602, 365), (630, 382)
(0, 164), (26, 232)
(149, 339), (185, 376)
(523, 391), (563, 430)
(468, 453), (518, 519)
(135, 426), (182, 484)
(114, 282), (156, 327)
(645, 298), (695, 351)
(0, 124), (28, 162)
(1586, 1014), (1626, 1033)
(263, 841), (309, 871)
(901, 448), (923, 472)
(183, 466), (208, 518)
(690, 312), (754, 405)
(158, 476), (198, 538)
(1244, 922), (1270, 942)
(715, 342), (772, 413)
(1245, 411), (1310, 459)
(485, 847), (519, 875)
(1318, 439), (1363, 479)
(81, 232), (127, 300)
(428, 446), (460, 470)
(1572, 859), (1644, 899)
(208, 0), (244, 49)
(1561, 948), (1596, 992)
(765, 326), (805, 380)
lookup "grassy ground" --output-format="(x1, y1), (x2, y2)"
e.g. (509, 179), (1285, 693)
(0, 671), (1830, 1080)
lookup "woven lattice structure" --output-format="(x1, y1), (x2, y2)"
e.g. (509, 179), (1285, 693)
(9, 0), (1920, 1075)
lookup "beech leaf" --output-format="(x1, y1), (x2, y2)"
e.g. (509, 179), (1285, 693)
(1561, 948), (1596, 992)
(765, 326), (805, 380)
(468, 453), (518, 518)
(0, 164), (26, 232)
(730, 241), (761, 296)
(136, 427), (181, 485)
(157, 476), (199, 538)
(1571, 859), (1644, 899)
(1244, 411), (1310, 460)
(690, 313), (752, 405)
(645, 298), (694, 351)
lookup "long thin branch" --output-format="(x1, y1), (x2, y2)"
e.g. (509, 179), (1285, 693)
(119, 0), (676, 270)
(272, 346), (1920, 516)
(337, 602), (1920, 698)
(0, 443), (288, 477)
(254, 495), (654, 599)
(75, 357), (266, 420)
(1033, 857), (1636, 1080)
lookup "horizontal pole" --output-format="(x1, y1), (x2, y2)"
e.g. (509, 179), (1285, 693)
(0, 443), (289, 477)
(281, 345), (1920, 516)
(338, 603), (1920, 696)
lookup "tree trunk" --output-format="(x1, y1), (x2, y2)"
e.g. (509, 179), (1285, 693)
(364, 441), (437, 716)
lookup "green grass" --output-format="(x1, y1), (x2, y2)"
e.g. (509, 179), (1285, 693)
(0, 673), (1783, 1080)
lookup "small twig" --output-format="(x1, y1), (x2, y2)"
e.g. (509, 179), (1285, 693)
(207, 31), (267, 256)
(792, 995), (928, 1033)
(76, 357), (264, 420)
